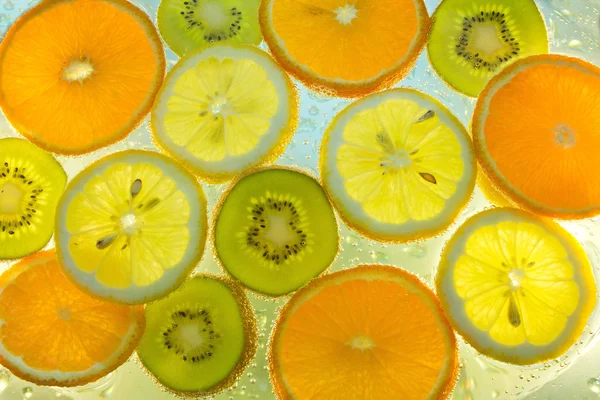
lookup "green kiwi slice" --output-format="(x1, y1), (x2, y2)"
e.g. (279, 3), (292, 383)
(157, 0), (262, 56)
(428, 0), (548, 97)
(137, 274), (257, 396)
(0, 138), (66, 259)
(214, 167), (339, 296)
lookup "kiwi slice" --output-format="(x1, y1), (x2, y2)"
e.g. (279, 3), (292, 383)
(428, 0), (548, 97)
(0, 138), (66, 259)
(157, 0), (262, 56)
(137, 274), (257, 396)
(213, 167), (339, 296)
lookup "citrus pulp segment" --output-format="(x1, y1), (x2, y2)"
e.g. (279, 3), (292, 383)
(157, 0), (262, 56)
(0, 251), (144, 386)
(0, 0), (165, 155)
(151, 43), (298, 183)
(428, 0), (548, 97)
(213, 167), (339, 296)
(0, 138), (67, 259)
(56, 150), (208, 304)
(259, 0), (430, 97)
(435, 208), (596, 365)
(137, 274), (257, 396)
(270, 265), (459, 399)
(320, 88), (476, 243)
(473, 54), (600, 219)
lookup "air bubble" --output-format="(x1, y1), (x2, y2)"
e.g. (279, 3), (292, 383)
(308, 106), (319, 116)
(22, 387), (33, 399)
(3, 1), (13, 10)
(589, 378), (600, 393)
(0, 369), (9, 393)
(401, 242), (426, 258)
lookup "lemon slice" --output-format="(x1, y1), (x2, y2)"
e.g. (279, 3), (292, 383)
(320, 88), (476, 242)
(436, 208), (596, 365)
(151, 43), (298, 183)
(56, 150), (208, 304)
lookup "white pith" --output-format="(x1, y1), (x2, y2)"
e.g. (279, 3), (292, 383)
(334, 4), (358, 25)
(62, 58), (94, 83)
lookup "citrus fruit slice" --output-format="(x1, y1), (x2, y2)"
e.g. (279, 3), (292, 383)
(436, 208), (596, 365)
(213, 167), (339, 296)
(56, 150), (208, 304)
(0, 0), (165, 155)
(473, 54), (600, 219)
(0, 251), (144, 386)
(320, 88), (476, 242)
(137, 274), (257, 396)
(270, 265), (459, 399)
(151, 43), (298, 183)
(0, 138), (67, 259)
(428, 0), (548, 97)
(158, 0), (262, 56)
(260, 0), (429, 97)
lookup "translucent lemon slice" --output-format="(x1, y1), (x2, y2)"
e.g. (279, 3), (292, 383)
(151, 43), (298, 183)
(436, 208), (596, 365)
(320, 88), (476, 242)
(56, 150), (208, 304)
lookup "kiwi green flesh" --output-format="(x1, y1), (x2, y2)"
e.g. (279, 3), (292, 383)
(137, 276), (248, 394)
(215, 169), (339, 296)
(428, 0), (548, 97)
(0, 138), (66, 259)
(157, 0), (262, 56)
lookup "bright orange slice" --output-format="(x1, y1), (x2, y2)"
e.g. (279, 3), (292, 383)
(0, 251), (144, 386)
(270, 265), (458, 399)
(473, 54), (600, 219)
(260, 0), (429, 97)
(0, 0), (165, 155)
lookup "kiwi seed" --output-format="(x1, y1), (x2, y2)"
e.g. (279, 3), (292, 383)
(160, 307), (222, 363)
(455, 9), (520, 73)
(243, 192), (310, 267)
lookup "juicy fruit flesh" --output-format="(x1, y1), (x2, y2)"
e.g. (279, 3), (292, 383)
(0, 0), (164, 153)
(478, 58), (600, 214)
(162, 56), (278, 161)
(269, 0), (421, 81)
(428, 0), (548, 96)
(138, 276), (251, 393)
(0, 253), (142, 378)
(215, 169), (339, 296)
(337, 98), (465, 223)
(455, 220), (579, 346)
(0, 183), (22, 214)
(272, 266), (457, 399)
(65, 162), (191, 288)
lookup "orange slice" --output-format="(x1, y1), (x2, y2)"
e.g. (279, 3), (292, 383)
(473, 54), (600, 219)
(269, 265), (458, 399)
(0, 251), (144, 386)
(0, 0), (165, 155)
(259, 0), (429, 97)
